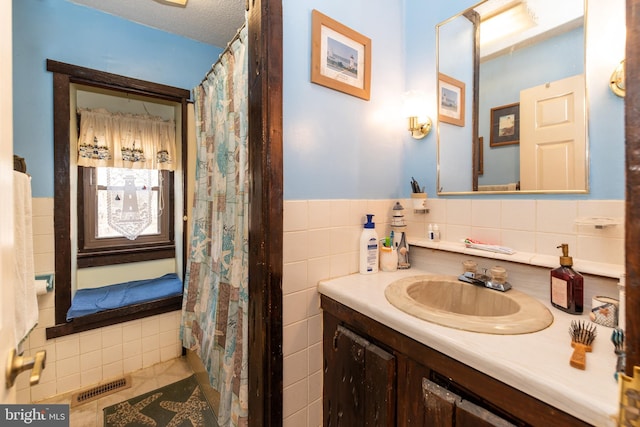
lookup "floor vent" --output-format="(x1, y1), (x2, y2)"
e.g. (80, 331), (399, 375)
(70, 375), (131, 407)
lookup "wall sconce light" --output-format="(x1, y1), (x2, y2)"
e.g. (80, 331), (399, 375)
(610, 59), (625, 97)
(403, 90), (432, 139)
(407, 116), (432, 139)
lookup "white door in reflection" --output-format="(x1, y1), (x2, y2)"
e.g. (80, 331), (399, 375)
(520, 74), (586, 191)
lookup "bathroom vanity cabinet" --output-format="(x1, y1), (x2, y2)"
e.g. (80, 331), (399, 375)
(322, 295), (591, 427)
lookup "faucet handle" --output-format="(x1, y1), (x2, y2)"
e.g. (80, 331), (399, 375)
(490, 266), (507, 284)
(487, 266), (512, 292)
(462, 260), (477, 273)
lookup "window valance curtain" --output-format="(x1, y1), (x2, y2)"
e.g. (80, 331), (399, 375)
(77, 108), (176, 171)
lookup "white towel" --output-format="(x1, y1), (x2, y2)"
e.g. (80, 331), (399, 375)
(13, 171), (38, 349)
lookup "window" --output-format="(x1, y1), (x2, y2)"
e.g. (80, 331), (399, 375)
(77, 166), (175, 268)
(46, 59), (190, 338)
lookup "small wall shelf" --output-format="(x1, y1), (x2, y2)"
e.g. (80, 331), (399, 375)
(408, 237), (624, 279)
(574, 217), (622, 229)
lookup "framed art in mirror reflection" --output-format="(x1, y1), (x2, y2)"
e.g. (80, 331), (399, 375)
(490, 102), (520, 147)
(438, 73), (465, 127)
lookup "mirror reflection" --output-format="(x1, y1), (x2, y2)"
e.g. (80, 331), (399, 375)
(436, 0), (587, 194)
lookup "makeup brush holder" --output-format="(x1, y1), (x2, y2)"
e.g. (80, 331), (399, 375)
(411, 193), (427, 211)
(379, 246), (398, 272)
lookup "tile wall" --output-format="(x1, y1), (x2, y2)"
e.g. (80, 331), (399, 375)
(18, 198), (182, 404)
(282, 197), (624, 426)
(415, 198), (624, 265)
(22, 196), (623, 417)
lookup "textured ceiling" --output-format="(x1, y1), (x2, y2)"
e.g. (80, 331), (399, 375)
(68, 0), (246, 47)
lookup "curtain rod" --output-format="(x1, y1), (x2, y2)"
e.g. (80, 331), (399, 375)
(200, 22), (247, 85)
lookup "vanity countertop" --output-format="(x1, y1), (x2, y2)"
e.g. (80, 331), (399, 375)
(318, 268), (619, 427)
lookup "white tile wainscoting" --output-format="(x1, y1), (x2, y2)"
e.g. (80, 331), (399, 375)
(17, 198), (182, 404)
(22, 196), (624, 424)
(282, 197), (624, 427)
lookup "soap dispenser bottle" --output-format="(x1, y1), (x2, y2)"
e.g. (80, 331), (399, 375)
(359, 214), (379, 274)
(550, 243), (584, 314)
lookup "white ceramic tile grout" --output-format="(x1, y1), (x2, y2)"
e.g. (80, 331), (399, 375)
(282, 197), (625, 425)
(24, 197), (626, 422)
(284, 200), (309, 232)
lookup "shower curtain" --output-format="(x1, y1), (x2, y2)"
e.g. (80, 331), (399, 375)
(181, 25), (248, 427)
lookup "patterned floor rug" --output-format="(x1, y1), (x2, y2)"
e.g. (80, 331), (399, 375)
(103, 374), (218, 427)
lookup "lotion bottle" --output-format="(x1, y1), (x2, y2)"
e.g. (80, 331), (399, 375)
(550, 243), (583, 314)
(359, 214), (379, 274)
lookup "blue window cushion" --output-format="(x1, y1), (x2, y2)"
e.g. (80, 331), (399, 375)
(66, 273), (183, 321)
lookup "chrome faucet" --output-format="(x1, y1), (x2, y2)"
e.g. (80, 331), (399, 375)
(458, 269), (512, 292)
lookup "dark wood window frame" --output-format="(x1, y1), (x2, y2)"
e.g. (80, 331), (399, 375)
(46, 59), (189, 339)
(77, 166), (175, 268)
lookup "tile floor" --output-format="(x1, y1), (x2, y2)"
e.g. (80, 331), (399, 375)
(38, 356), (194, 427)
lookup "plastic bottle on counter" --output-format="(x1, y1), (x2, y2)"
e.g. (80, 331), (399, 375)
(433, 224), (441, 242)
(359, 214), (379, 274)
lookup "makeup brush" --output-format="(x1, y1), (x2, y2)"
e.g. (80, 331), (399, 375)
(611, 328), (626, 379)
(569, 320), (597, 370)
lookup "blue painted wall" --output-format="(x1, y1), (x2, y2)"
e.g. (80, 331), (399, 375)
(283, 0), (405, 200)
(282, 0), (624, 200)
(13, 0), (222, 197)
(15, 0), (624, 200)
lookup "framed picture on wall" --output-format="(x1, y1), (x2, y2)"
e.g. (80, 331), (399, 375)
(490, 103), (520, 147)
(438, 73), (465, 127)
(311, 9), (372, 101)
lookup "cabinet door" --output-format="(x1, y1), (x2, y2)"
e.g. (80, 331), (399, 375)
(422, 379), (516, 427)
(365, 343), (396, 425)
(324, 320), (395, 427)
(397, 355), (433, 426)
(455, 399), (516, 427)
(422, 378), (459, 427)
(322, 296), (593, 427)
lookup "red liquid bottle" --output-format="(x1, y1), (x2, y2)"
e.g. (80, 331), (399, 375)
(550, 243), (584, 314)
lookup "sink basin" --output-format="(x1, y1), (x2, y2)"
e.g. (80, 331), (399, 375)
(384, 274), (553, 334)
